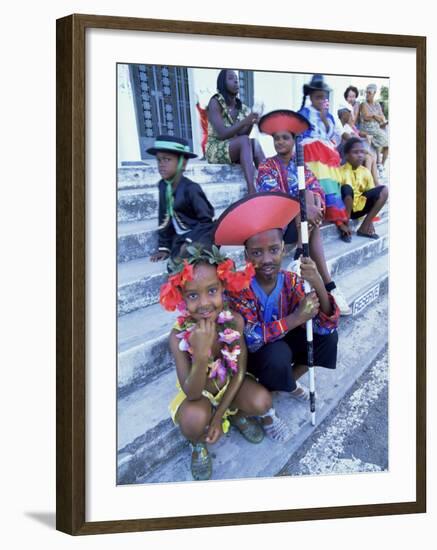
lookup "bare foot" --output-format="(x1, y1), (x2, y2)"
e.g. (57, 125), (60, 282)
(337, 222), (352, 237)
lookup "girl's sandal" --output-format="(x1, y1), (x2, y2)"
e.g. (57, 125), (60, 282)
(230, 415), (264, 444)
(190, 443), (212, 481)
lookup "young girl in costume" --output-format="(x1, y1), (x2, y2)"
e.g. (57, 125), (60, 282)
(160, 246), (291, 481)
(256, 109), (351, 315)
(298, 74), (351, 242)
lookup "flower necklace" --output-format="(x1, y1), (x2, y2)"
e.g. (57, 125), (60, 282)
(174, 307), (241, 384)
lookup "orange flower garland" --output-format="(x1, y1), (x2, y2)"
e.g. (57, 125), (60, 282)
(159, 248), (255, 312)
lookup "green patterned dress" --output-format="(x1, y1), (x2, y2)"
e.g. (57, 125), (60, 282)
(205, 93), (250, 164)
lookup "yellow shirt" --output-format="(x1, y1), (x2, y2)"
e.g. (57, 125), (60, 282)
(339, 162), (375, 213)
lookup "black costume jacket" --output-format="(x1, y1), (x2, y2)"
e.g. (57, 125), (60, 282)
(157, 176), (215, 255)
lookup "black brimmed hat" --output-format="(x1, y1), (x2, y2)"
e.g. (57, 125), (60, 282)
(303, 74), (331, 96)
(146, 135), (197, 159)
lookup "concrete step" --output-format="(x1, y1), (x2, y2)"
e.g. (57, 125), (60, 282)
(333, 251), (388, 316)
(117, 204), (388, 264)
(117, 304), (178, 394)
(117, 367), (184, 484)
(117, 205), (230, 263)
(118, 160), (390, 190)
(117, 180), (246, 223)
(118, 218), (158, 262)
(118, 162), (246, 190)
(324, 218), (388, 278)
(117, 217), (388, 317)
(117, 290), (389, 484)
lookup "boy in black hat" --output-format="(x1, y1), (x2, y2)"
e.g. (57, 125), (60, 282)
(148, 135), (215, 263)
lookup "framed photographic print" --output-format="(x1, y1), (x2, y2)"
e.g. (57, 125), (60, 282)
(56, 13), (426, 535)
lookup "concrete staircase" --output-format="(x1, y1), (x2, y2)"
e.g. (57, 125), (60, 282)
(117, 161), (389, 484)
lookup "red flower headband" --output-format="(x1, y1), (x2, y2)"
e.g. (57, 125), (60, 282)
(159, 252), (255, 312)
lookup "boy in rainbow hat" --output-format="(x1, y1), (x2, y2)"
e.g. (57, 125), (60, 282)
(148, 135), (215, 263)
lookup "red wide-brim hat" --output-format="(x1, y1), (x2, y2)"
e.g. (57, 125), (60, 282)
(258, 109), (310, 136)
(213, 192), (300, 246)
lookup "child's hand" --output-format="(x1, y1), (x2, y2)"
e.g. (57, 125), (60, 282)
(189, 319), (216, 359)
(205, 416), (224, 444)
(243, 112), (259, 126)
(295, 291), (320, 324)
(150, 251), (169, 262)
(306, 190), (323, 227)
(320, 99), (329, 119)
(299, 257), (323, 288)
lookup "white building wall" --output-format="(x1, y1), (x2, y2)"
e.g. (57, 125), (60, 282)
(188, 68), (219, 157)
(117, 64), (142, 166)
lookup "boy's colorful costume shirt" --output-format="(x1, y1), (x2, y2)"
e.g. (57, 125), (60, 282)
(256, 154), (325, 208)
(226, 270), (339, 353)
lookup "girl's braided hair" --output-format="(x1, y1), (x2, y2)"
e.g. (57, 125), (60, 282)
(217, 69), (243, 111)
(299, 92), (308, 111)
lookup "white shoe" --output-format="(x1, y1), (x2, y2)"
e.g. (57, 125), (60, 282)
(290, 381), (310, 402)
(331, 286), (352, 316)
(261, 408), (292, 443)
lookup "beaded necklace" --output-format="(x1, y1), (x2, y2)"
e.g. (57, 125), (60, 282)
(174, 308), (241, 384)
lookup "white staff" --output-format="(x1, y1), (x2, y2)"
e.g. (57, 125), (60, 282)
(296, 135), (316, 426)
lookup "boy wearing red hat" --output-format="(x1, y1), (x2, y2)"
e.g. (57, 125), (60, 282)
(148, 135), (215, 263)
(255, 109), (351, 316)
(214, 193), (339, 436)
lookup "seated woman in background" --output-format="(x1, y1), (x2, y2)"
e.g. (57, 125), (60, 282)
(359, 84), (389, 170)
(206, 69), (265, 194)
(337, 104), (380, 185)
(344, 85), (360, 127)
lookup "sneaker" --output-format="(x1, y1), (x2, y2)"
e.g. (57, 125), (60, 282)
(190, 443), (212, 481)
(331, 286), (352, 316)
